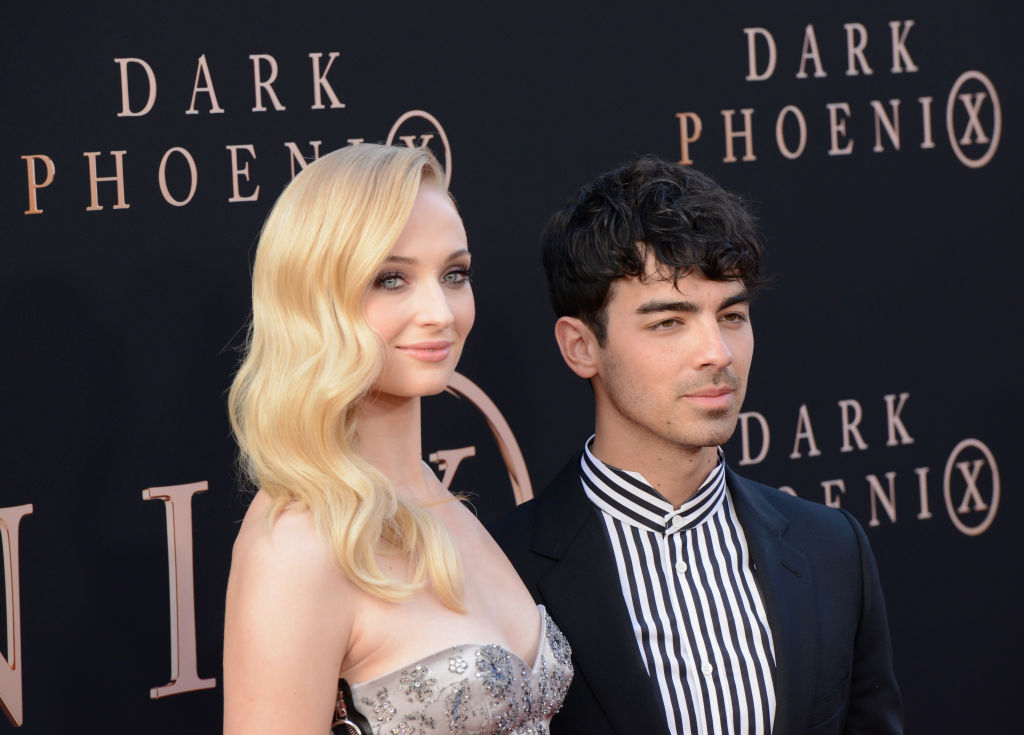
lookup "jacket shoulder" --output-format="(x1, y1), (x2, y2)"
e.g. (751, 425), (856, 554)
(487, 495), (538, 548)
(727, 468), (866, 548)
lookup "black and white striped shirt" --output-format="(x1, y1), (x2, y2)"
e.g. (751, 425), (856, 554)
(580, 439), (776, 735)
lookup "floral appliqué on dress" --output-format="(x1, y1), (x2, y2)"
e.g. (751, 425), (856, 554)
(351, 607), (573, 735)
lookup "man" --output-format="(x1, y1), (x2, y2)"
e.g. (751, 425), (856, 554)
(490, 156), (902, 735)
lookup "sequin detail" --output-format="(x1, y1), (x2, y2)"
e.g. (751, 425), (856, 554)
(546, 623), (571, 667)
(349, 606), (572, 735)
(360, 688), (397, 724)
(398, 665), (437, 703)
(444, 681), (471, 733)
(475, 645), (514, 699)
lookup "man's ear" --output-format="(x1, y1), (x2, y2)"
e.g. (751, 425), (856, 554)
(554, 316), (600, 379)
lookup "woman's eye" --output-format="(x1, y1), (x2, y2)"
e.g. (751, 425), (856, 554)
(374, 272), (405, 290)
(442, 267), (472, 285)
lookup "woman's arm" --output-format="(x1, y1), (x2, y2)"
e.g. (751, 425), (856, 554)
(224, 501), (353, 734)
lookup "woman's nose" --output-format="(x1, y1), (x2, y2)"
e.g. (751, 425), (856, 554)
(414, 281), (454, 327)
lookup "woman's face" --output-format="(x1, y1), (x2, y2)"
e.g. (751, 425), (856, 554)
(364, 186), (475, 400)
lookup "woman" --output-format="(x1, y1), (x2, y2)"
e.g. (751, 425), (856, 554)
(223, 144), (571, 734)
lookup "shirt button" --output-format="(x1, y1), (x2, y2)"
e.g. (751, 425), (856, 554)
(675, 560), (688, 575)
(670, 516), (684, 530)
(701, 662), (714, 676)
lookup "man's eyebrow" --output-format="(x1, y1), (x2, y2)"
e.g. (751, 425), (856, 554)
(719, 291), (751, 310)
(384, 248), (470, 265)
(635, 290), (751, 315)
(635, 300), (698, 315)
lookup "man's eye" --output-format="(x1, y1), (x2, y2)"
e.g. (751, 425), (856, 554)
(722, 312), (748, 323)
(653, 319), (678, 330)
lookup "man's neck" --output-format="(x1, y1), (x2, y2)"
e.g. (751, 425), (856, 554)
(589, 434), (720, 509)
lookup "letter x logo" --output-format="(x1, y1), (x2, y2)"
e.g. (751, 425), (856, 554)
(943, 438), (1000, 535)
(386, 110), (453, 187)
(946, 70), (1002, 168)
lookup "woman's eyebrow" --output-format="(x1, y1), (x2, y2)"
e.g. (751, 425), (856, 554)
(384, 248), (470, 265)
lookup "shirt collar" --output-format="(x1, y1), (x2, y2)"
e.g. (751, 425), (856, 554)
(579, 436), (728, 535)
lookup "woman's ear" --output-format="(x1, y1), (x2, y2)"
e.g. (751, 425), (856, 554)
(554, 316), (599, 379)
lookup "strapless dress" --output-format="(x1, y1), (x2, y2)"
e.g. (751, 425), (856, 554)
(346, 605), (572, 735)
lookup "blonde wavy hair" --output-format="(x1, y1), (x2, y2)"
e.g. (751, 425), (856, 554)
(228, 143), (465, 610)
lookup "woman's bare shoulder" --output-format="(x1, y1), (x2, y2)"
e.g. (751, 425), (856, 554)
(223, 491), (354, 733)
(227, 490), (355, 630)
(232, 491), (334, 571)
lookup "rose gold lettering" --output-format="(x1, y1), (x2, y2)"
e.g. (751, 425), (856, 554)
(142, 482), (216, 698)
(226, 144), (260, 203)
(250, 54), (286, 112)
(445, 372), (532, 504)
(919, 96), (936, 149)
(21, 155), (55, 215)
(721, 108), (756, 162)
(943, 438), (1000, 535)
(789, 403), (822, 459)
(158, 147), (198, 207)
(957, 92), (990, 145)
(915, 466), (933, 519)
(826, 102), (854, 155)
(867, 472), (898, 527)
(83, 151), (129, 211)
(309, 52), (345, 110)
(284, 141), (323, 179)
(676, 112), (703, 165)
(884, 392), (915, 446)
(398, 133), (436, 149)
(870, 99), (901, 152)
(843, 23), (874, 76)
(889, 20), (918, 73)
(428, 447), (477, 491)
(821, 479), (846, 508)
(946, 71), (1002, 169)
(186, 54), (225, 115)
(775, 105), (807, 159)
(838, 399), (869, 452)
(954, 460), (988, 513)
(114, 57), (157, 117)
(796, 24), (827, 79)
(737, 411), (770, 465)
(0, 504), (33, 727)
(743, 27), (776, 81)
(386, 111), (452, 187)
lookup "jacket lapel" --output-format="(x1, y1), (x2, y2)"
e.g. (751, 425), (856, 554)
(727, 468), (815, 735)
(533, 459), (671, 735)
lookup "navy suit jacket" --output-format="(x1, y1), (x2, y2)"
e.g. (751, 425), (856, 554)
(489, 456), (903, 735)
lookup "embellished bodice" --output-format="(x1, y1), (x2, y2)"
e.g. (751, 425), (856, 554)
(348, 606), (573, 735)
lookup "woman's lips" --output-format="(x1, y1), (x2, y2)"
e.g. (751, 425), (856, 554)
(397, 341), (452, 362)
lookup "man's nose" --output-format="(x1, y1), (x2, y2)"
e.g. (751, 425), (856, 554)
(695, 322), (733, 369)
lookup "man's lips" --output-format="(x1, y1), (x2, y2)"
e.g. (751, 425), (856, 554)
(683, 386), (736, 409)
(687, 387), (734, 398)
(396, 341), (453, 363)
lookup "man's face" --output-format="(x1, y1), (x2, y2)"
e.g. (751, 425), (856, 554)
(591, 266), (754, 456)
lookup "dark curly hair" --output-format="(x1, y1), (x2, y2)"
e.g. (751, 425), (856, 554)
(541, 155), (766, 344)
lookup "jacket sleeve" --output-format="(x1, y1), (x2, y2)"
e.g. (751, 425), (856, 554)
(839, 510), (904, 735)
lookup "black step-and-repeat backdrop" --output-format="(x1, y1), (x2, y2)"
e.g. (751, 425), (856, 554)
(2, 1), (1019, 731)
